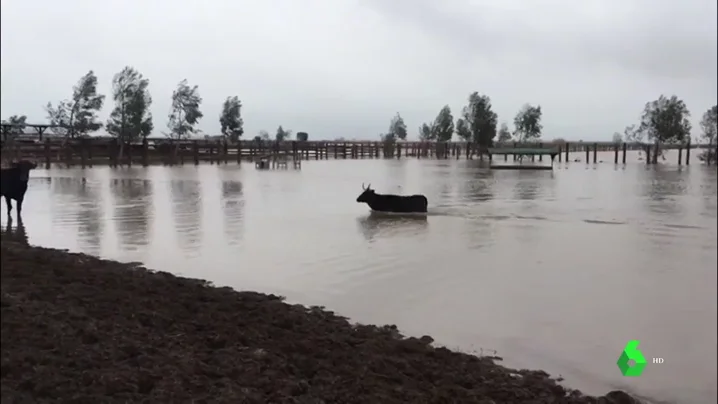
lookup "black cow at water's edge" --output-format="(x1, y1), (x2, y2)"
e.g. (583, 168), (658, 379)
(356, 183), (428, 213)
(1, 159), (37, 217)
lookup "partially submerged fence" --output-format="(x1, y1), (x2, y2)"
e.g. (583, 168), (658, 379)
(0, 135), (714, 168)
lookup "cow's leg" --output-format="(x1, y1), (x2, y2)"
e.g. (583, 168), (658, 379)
(4, 196), (11, 216)
(15, 196), (23, 217)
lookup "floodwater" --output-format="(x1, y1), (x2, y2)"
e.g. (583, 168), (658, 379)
(2, 150), (716, 404)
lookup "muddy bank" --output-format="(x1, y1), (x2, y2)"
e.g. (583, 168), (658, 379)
(0, 235), (640, 403)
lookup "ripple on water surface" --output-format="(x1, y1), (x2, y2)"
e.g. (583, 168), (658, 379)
(1, 158), (716, 404)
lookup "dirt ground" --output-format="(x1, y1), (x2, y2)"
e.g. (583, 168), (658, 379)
(0, 234), (642, 403)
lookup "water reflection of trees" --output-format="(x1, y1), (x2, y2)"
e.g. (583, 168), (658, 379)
(509, 173), (557, 247)
(636, 167), (697, 255)
(640, 167), (687, 219)
(220, 180), (244, 246)
(452, 169), (496, 250)
(437, 182), (454, 206)
(698, 166), (717, 218)
(510, 171), (557, 202)
(457, 169), (495, 203)
(50, 177), (103, 255)
(168, 178), (203, 255)
(384, 159), (407, 189)
(513, 179), (540, 201)
(356, 213), (428, 243)
(110, 178), (153, 251)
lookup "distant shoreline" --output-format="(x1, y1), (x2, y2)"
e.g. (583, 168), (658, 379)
(1, 234), (641, 403)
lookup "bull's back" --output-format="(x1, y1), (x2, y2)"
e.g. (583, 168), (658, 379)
(408, 195), (428, 212)
(373, 193), (428, 213)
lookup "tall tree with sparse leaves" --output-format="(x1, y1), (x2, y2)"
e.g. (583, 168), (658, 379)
(418, 123), (435, 141)
(166, 79), (203, 140)
(388, 113), (408, 140)
(381, 132), (396, 143)
(623, 124), (641, 143)
(462, 92), (498, 148)
(433, 105), (454, 142)
(513, 104), (543, 142)
(219, 96), (243, 142)
(623, 124), (646, 158)
(699, 105), (716, 145)
(46, 70), (105, 138)
(455, 118), (471, 142)
(275, 126), (292, 141)
(2, 115), (27, 135)
(699, 105), (717, 163)
(497, 122), (512, 143)
(106, 66), (153, 159)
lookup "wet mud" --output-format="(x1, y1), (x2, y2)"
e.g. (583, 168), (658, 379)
(1, 235), (641, 403)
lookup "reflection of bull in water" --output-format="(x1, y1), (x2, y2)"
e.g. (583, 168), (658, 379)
(1, 159), (37, 218)
(356, 183), (428, 213)
(3, 216), (28, 244)
(357, 211), (428, 242)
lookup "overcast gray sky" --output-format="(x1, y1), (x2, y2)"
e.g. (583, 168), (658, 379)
(1, 0), (716, 141)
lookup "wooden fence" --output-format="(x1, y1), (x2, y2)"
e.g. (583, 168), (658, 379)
(0, 136), (715, 168)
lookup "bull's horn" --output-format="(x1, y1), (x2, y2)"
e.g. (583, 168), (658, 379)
(367, 183), (371, 190)
(362, 183), (366, 190)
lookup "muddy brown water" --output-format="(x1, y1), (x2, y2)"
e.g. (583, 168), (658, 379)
(2, 150), (716, 404)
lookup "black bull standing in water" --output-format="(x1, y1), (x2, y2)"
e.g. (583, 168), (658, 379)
(356, 183), (428, 213)
(1, 159), (38, 217)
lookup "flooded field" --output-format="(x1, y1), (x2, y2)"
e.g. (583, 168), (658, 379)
(2, 151), (716, 404)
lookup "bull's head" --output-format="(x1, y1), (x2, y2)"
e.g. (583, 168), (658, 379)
(356, 183), (375, 203)
(11, 159), (38, 180)
(11, 159), (38, 170)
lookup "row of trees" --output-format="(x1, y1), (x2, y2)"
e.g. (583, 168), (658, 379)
(382, 93), (542, 148)
(382, 92), (717, 152)
(2, 69), (716, 152)
(3, 68), (307, 145)
(4, 68), (258, 144)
